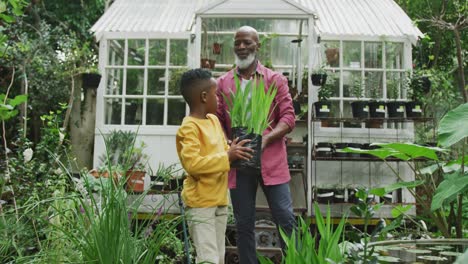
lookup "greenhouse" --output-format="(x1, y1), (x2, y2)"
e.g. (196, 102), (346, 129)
(91, 0), (423, 216)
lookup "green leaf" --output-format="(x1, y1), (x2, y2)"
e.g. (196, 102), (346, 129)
(370, 180), (425, 197)
(9, 94), (27, 106)
(0, 2), (7, 13)
(391, 205), (412, 218)
(0, 13), (14, 23)
(438, 103), (468, 147)
(431, 173), (468, 211)
(0, 103), (13, 110)
(377, 142), (445, 161)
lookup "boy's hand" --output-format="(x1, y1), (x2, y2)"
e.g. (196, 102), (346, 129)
(227, 137), (254, 162)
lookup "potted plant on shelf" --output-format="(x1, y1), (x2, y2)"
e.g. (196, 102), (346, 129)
(367, 77), (386, 119)
(98, 130), (148, 192)
(314, 74), (335, 118)
(311, 65), (327, 86)
(222, 75), (277, 170)
(350, 76), (369, 118)
(406, 71), (428, 118)
(386, 74), (406, 118)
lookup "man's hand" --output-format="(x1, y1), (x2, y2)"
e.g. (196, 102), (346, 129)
(228, 137), (254, 162)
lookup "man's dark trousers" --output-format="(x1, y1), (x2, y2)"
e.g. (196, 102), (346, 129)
(230, 169), (296, 264)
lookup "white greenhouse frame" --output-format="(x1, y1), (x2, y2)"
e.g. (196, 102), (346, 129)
(91, 0), (423, 216)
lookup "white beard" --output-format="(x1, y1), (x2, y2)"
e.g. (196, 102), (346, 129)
(235, 53), (256, 69)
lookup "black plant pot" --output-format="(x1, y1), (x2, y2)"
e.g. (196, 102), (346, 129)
(314, 101), (331, 118)
(382, 193), (393, 204)
(311, 73), (327, 86)
(231, 127), (262, 170)
(316, 189), (334, 204)
(386, 101), (406, 118)
(361, 143), (380, 159)
(334, 189), (345, 203)
(315, 142), (333, 158)
(334, 143), (348, 158)
(168, 178), (185, 191)
(348, 189), (358, 203)
(82, 73), (101, 88)
(368, 101), (386, 118)
(347, 143), (362, 158)
(405, 101), (423, 118)
(351, 101), (369, 119)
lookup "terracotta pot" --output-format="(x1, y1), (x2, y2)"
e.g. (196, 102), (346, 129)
(125, 170), (145, 192)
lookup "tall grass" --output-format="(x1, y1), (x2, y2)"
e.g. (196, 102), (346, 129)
(223, 74), (277, 135)
(33, 137), (185, 263)
(258, 203), (346, 264)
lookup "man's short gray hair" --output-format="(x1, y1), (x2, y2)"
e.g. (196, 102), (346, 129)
(237, 26), (258, 35)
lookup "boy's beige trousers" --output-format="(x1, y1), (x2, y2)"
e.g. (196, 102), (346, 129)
(186, 206), (228, 264)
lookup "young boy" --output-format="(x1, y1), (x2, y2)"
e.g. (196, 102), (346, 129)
(176, 68), (253, 264)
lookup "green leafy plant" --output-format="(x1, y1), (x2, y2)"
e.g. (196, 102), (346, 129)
(99, 130), (148, 170)
(223, 75), (278, 135)
(41, 143), (186, 263)
(351, 75), (364, 100)
(318, 74), (335, 101)
(343, 103), (468, 238)
(258, 203), (346, 264)
(155, 163), (183, 187)
(0, 94), (27, 121)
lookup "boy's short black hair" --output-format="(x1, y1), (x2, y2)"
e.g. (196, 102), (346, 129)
(180, 68), (213, 105)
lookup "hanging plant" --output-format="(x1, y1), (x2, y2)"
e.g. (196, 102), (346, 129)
(212, 42), (222, 55)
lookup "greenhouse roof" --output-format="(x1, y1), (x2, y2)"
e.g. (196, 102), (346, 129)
(91, 0), (423, 42)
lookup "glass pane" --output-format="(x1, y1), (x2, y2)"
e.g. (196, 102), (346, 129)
(146, 99), (164, 125)
(170, 40), (188, 66)
(365, 42), (382, 68)
(106, 68), (123, 95)
(343, 71), (362, 98)
(124, 99), (143, 125)
(167, 98), (186, 125)
(148, 39), (166, 66)
(343, 41), (361, 68)
(128, 39), (146, 66)
(324, 70), (340, 97)
(387, 72), (403, 100)
(108, 39), (124, 65)
(386, 42), (404, 69)
(204, 18), (307, 34)
(322, 41), (340, 67)
(105, 98), (122, 125)
(168, 69), (187, 95)
(343, 101), (362, 128)
(365, 71), (383, 99)
(148, 69), (166, 95)
(126, 69), (144, 95)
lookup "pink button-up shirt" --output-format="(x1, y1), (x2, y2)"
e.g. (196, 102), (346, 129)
(216, 61), (296, 188)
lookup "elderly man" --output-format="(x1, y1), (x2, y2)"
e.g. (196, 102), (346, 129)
(216, 26), (296, 264)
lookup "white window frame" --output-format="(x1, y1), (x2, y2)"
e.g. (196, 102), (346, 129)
(313, 38), (414, 139)
(99, 36), (190, 133)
